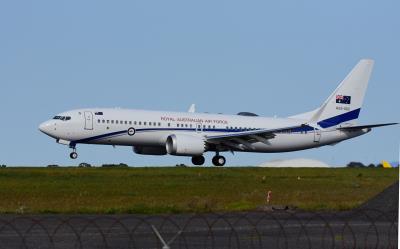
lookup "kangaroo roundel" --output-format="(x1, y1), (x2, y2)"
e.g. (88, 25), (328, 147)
(128, 127), (136, 136)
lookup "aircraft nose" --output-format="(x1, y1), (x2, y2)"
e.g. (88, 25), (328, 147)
(39, 121), (53, 135)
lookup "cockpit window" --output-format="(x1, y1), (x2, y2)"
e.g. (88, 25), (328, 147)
(53, 116), (71, 121)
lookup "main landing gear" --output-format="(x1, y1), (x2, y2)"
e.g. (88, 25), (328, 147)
(191, 153), (226, 166)
(192, 155), (205, 166)
(212, 152), (226, 167)
(69, 147), (78, 159)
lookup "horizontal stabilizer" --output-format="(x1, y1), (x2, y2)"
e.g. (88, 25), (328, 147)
(338, 123), (398, 131)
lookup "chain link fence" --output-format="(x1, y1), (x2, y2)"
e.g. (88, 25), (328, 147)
(0, 209), (397, 249)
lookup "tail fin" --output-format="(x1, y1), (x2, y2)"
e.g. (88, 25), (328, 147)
(310, 59), (374, 128)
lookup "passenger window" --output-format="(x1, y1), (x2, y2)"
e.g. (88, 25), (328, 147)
(133, 121), (136, 125)
(158, 122), (161, 126)
(116, 120), (119, 124)
(98, 119), (100, 123)
(111, 120), (114, 124)
(213, 125), (215, 129)
(107, 120), (110, 124)
(125, 121), (127, 125)
(149, 122), (152, 126)
(168, 123), (170, 127)
(139, 121), (142, 125)
(129, 121), (132, 125)
(144, 122), (147, 126)
(102, 120), (105, 123)
(177, 124), (180, 127)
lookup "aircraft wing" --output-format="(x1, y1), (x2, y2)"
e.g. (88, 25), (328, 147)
(205, 124), (306, 150)
(338, 123), (398, 131)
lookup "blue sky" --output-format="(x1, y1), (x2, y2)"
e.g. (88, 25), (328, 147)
(0, 0), (398, 166)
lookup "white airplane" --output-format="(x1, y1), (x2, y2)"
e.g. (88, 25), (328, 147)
(39, 59), (397, 166)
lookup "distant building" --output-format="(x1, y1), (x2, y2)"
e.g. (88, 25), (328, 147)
(259, 158), (330, 168)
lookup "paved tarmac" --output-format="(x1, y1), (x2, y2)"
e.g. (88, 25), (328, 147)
(0, 182), (397, 249)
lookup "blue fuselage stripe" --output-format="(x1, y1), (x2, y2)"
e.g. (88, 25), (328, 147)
(72, 108), (361, 143)
(317, 108), (361, 128)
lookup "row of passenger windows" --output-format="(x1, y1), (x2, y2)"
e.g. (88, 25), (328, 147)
(98, 119), (162, 126)
(228, 127), (258, 131)
(97, 119), (259, 131)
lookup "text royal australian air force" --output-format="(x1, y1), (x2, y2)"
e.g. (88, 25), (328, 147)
(161, 116), (228, 125)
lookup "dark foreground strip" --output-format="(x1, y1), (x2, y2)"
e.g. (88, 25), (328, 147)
(0, 209), (397, 249)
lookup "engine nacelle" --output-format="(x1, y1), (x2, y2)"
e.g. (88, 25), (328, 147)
(166, 134), (206, 156)
(133, 146), (167, 155)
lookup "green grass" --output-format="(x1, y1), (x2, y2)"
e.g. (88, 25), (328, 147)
(0, 167), (397, 214)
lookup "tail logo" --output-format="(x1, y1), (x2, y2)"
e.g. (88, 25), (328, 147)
(336, 95), (351, 104)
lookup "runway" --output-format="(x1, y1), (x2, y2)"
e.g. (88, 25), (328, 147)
(0, 182), (397, 249)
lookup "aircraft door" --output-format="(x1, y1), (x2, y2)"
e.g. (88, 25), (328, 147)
(313, 128), (321, 142)
(195, 122), (203, 133)
(84, 111), (94, 130)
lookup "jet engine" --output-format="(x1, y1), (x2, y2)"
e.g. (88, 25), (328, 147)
(166, 134), (206, 156)
(133, 146), (167, 155)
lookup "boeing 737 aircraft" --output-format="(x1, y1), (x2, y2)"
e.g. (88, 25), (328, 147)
(39, 59), (397, 166)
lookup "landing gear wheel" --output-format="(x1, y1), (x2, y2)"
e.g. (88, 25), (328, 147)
(192, 155), (205, 166)
(212, 155), (226, 166)
(70, 152), (78, 159)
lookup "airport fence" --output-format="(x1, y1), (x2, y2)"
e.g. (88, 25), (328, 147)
(0, 209), (397, 249)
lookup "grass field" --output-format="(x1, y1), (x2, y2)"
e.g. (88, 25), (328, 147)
(0, 167), (397, 214)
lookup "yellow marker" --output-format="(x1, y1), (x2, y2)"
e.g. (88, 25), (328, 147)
(381, 160), (392, 168)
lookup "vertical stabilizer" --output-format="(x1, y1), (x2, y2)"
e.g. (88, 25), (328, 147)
(310, 59), (374, 128)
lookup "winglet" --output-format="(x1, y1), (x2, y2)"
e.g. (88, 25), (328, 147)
(188, 104), (196, 113)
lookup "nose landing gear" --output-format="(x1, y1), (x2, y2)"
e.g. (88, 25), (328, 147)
(69, 147), (78, 159)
